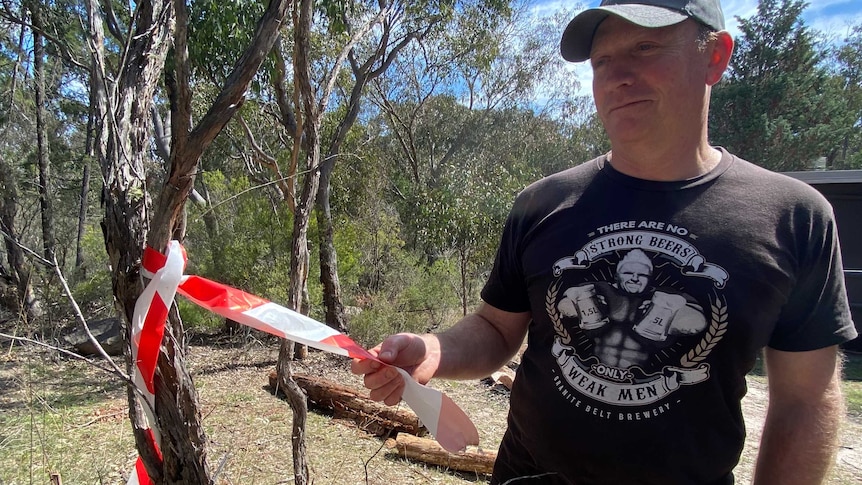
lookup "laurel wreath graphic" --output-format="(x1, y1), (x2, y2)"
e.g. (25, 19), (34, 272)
(680, 297), (728, 368)
(546, 281), (572, 345)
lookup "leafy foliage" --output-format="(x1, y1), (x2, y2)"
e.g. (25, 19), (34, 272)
(0, 0), (858, 349)
(347, 254), (460, 348)
(188, 0), (268, 84)
(710, 0), (857, 170)
(185, 171), (295, 307)
(826, 24), (862, 169)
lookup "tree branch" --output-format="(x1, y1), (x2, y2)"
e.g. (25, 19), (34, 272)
(0, 228), (129, 381)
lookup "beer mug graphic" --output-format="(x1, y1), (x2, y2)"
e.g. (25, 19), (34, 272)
(573, 284), (609, 330)
(632, 292), (687, 341)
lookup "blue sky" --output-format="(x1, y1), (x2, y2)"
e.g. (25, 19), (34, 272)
(529, 0), (862, 38)
(528, 0), (862, 97)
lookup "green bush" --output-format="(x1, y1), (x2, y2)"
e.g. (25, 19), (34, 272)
(68, 225), (115, 319)
(177, 298), (223, 334)
(346, 255), (460, 349)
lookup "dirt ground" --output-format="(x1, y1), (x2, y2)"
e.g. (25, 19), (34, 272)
(1, 339), (861, 484)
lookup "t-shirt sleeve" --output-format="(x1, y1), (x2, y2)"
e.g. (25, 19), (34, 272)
(481, 195), (532, 313)
(769, 202), (858, 351)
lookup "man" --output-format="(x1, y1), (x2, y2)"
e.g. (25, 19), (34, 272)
(352, 0), (858, 483)
(558, 248), (708, 368)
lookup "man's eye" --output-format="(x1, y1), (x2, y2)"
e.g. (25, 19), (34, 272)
(637, 43), (656, 52)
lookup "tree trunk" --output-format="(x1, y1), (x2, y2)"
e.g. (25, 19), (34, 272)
(89, 0), (184, 480)
(154, 315), (210, 482)
(0, 158), (39, 319)
(276, 341), (310, 485)
(30, 2), (56, 266)
(314, 11), (420, 334)
(315, 158), (346, 333)
(274, 1), (322, 482)
(88, 0), (214, 482)
(0, 3), (38, 320)
(314, 81), (358, 335)
(284, 0), (323, 362)
(74, 163), (90, 273)
(80, 0), (111, 277)
(98, 0), (290, 481)
(288, 0), (320, 322)
(130, 0), (288, 481)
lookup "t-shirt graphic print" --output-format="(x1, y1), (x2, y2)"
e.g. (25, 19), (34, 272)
(548, 228), (726, 416)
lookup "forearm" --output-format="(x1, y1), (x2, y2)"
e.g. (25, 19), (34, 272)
(432, 305), (528, 381)
(753, 357), (844, 484)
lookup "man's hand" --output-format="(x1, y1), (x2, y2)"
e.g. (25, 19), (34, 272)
(352, 303), (531, 407)
(351, 333), (440, 406)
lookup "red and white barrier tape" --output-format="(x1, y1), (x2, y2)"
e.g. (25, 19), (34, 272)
(127, 241), (479, 484)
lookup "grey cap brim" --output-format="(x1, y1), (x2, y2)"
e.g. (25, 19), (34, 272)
(560, 5), (689, 62)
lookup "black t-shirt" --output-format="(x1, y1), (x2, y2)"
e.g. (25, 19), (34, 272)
(481, 150), (857, 485)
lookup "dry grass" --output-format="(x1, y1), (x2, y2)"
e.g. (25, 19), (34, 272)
(0, 338), (508, 485)
(1, 338), (860, 484)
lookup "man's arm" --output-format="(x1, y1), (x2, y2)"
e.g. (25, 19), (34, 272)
(351, 302), (531, 405)
(753, 345), (845, 484)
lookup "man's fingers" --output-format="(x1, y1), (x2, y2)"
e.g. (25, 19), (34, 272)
(362, 365), (406, 404)
(350, 333), (426, 406)
(363, 365), (399, 390)
(350, 356), (382, 375)
(367, 370), (406, 405)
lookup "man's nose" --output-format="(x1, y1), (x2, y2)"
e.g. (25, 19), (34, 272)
(598, 59), (636, 90)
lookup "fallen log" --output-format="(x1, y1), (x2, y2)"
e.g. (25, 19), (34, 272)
(387, 433), (497, 475)
(268, 371), (426, 437)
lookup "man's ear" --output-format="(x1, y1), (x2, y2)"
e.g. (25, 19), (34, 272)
(706, 32), (734, 86)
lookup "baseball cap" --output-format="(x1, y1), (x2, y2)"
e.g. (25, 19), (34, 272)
(560, 0), (726, 62)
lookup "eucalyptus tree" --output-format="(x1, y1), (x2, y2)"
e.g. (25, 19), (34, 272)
(82, 0), (291, 482)
(204, 0), (519, 335)
(370, 3), (579, 312)
(710, 0), (847, 171)
(27, 1), (57, 266)
(0, 156), (41, 319)
(313, 0), (472, 334)
(0, 0), (90, 322)
(0, 5), (41, 319)
(182, 5), (382, 478)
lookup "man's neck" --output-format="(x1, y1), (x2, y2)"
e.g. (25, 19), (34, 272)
(607, 143), (722, 182)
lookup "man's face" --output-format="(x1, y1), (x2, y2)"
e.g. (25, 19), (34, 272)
(617, 264), (651, 294)
(589, 17), (712, 148)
